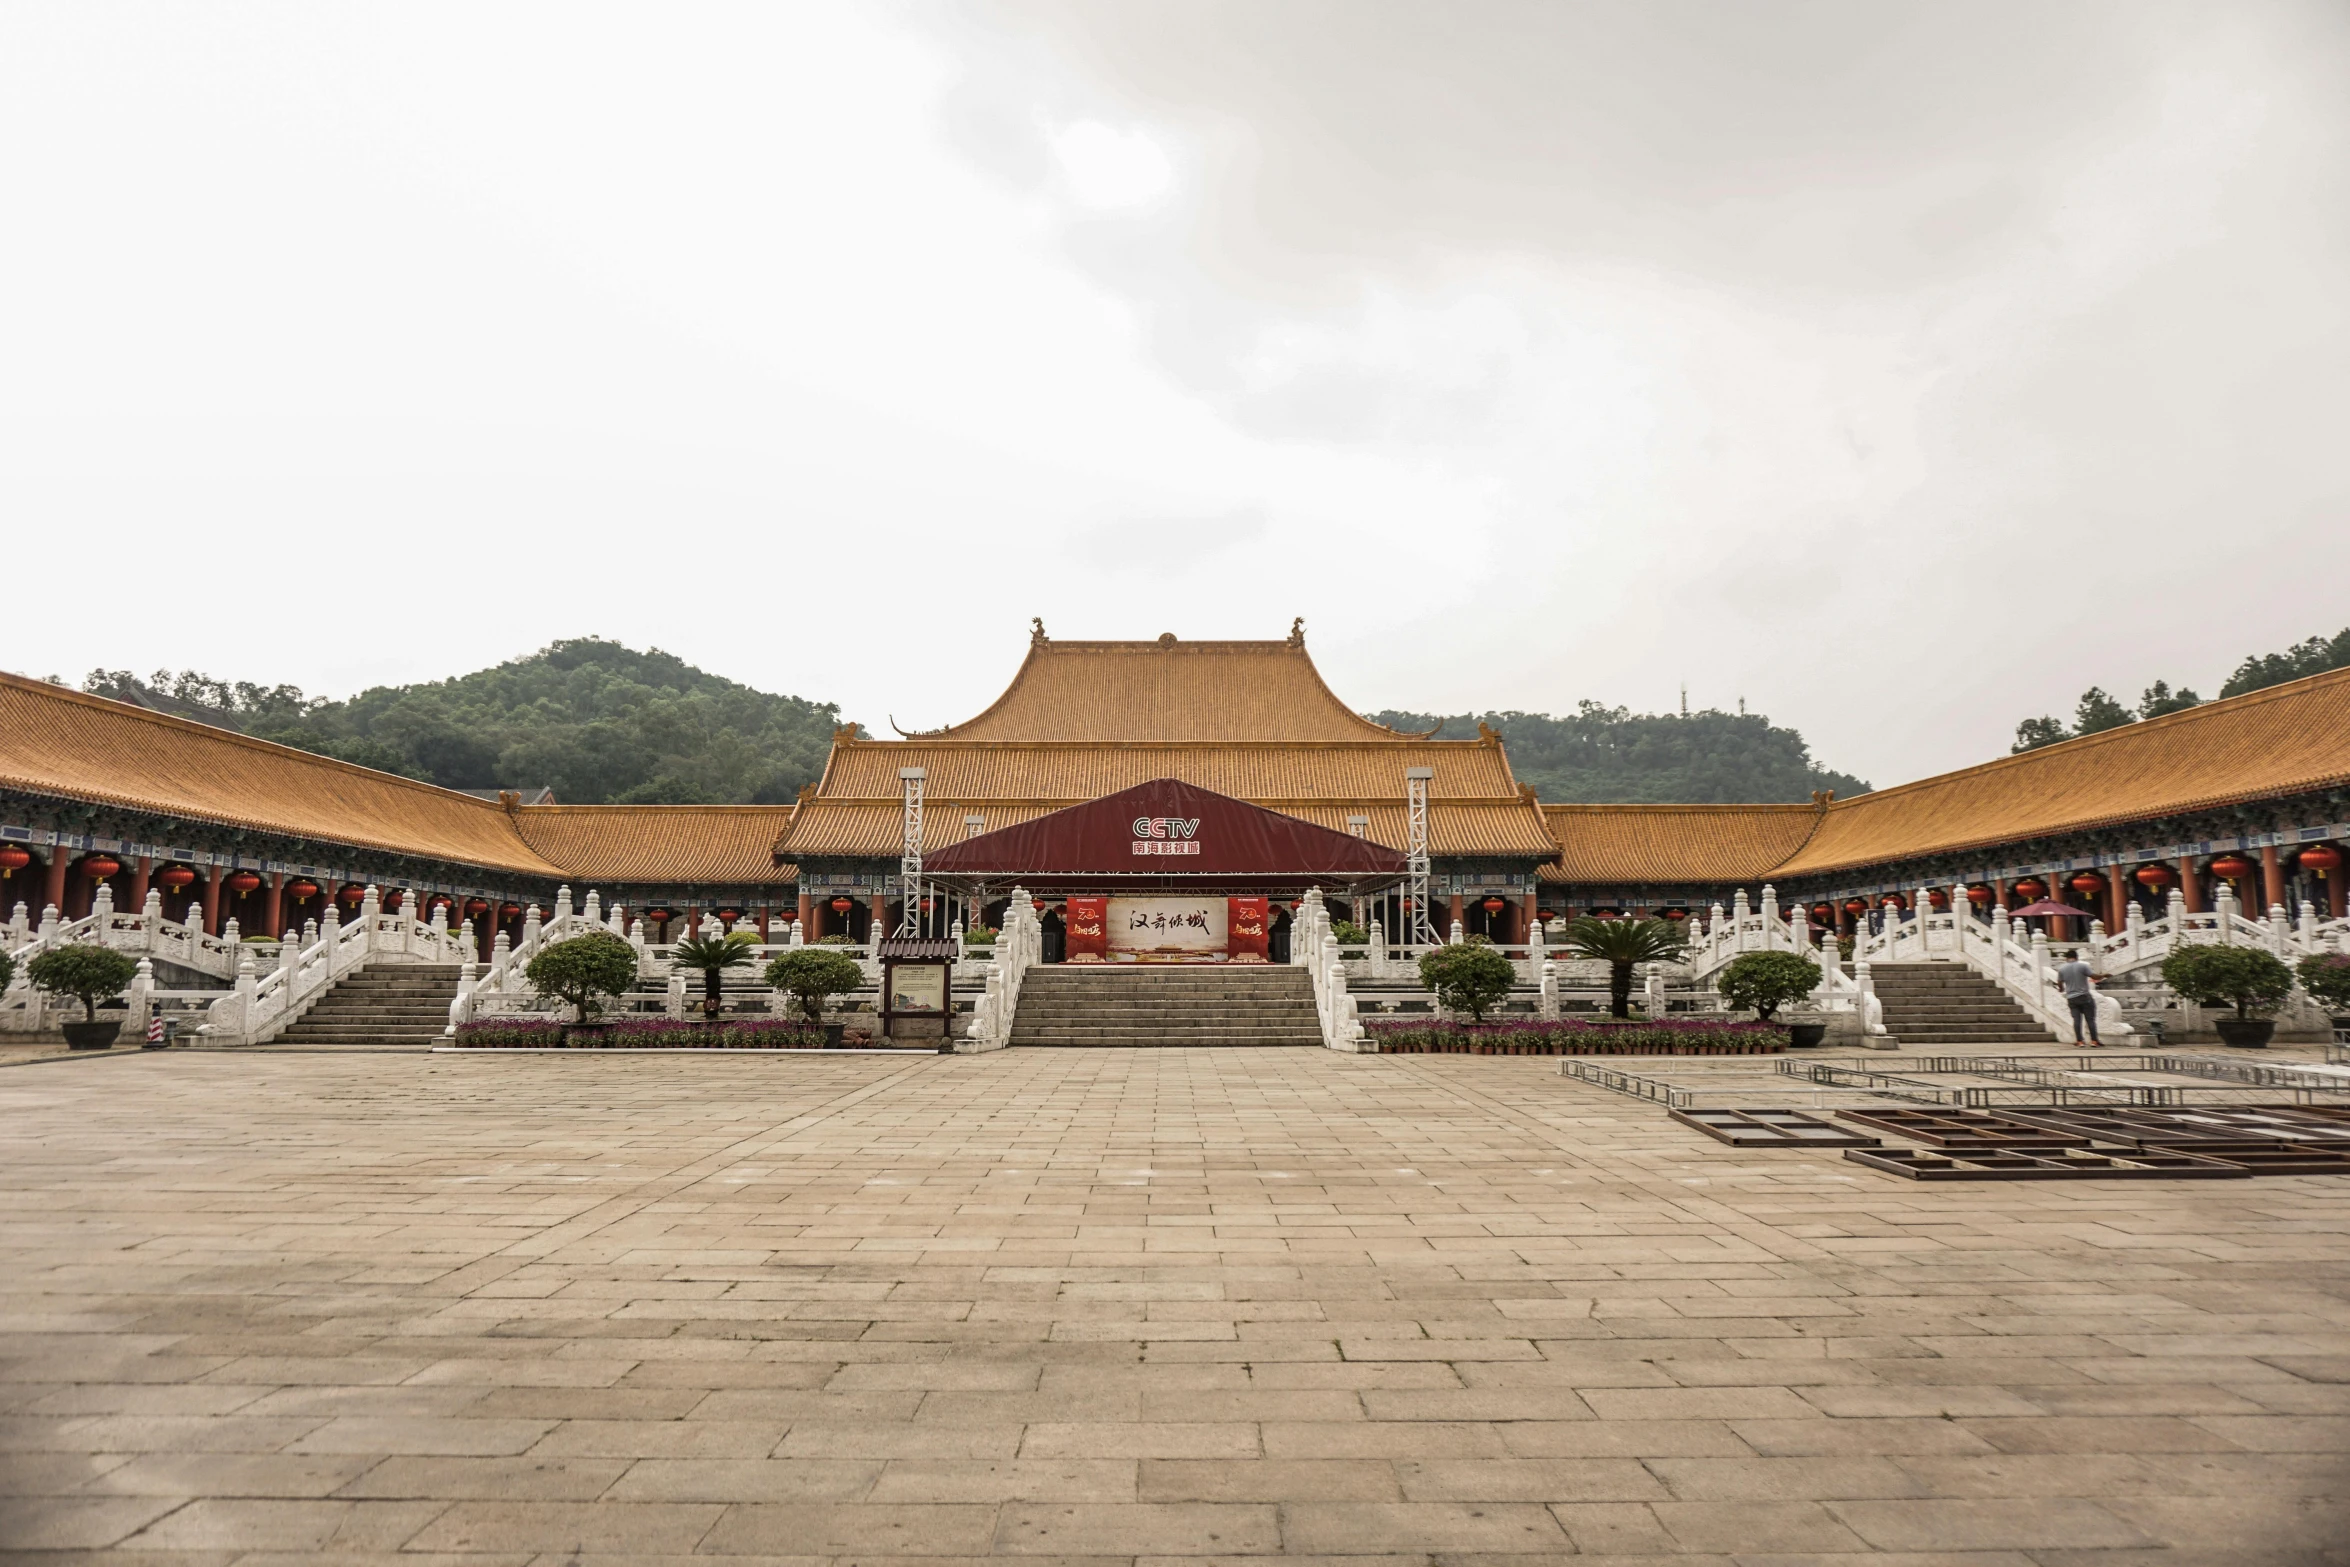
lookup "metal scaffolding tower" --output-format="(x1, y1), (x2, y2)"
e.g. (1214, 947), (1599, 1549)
(1405, 767), (1435, 946)
(897, 768), (925, 937)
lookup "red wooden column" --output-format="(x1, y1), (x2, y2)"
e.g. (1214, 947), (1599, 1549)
(797, 890), (813, 936)
(41, 848), (67, 916)
(263, 872), (285, 939)
(1447, 893), (1464, 936)
(2177, 856), (2202, 913)
(1522, 890), (1539, 945)
(130, 855), (152, 911)
(199, 865), (223, 936)
(2106, 865), (2128, 932)
(2330, 858), (2347, 921)
(868, 893), (887, 941)
(1992, 877), (2008, 911)
(2260, 845), (2285, 915)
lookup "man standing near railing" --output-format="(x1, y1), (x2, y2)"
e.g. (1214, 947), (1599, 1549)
(2057, 955), (2100, 1047)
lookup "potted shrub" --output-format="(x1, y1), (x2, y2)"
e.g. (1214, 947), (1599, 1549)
(1562, 917), (1690, 1018)
(1716, 950), (1826, 1045)
(2297, 952), (2350, 1019)
(27, 943), (140, 1049)
(2161, 944), (2293, 1047)
(523, 931), (641, 1040)
(669, 930), (761, 1019)
(1416, 943), (1516, 1023)
(765, 948), (867, 1046)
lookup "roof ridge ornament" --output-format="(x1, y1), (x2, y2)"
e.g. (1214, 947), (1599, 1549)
(1812, 789), (1836, 808)
(1288, 617), (1305, 647)
(1031, 617), (1048, 647)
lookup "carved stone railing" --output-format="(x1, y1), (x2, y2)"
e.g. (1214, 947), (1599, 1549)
(962, 888), (1040, 1052)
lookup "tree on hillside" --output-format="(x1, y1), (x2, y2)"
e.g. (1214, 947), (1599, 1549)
(1367, 702), (1869, 804)
(2220, 626), (2350, 698)
(2008, 623), (2349, 753)
(81, 639), (842, 805)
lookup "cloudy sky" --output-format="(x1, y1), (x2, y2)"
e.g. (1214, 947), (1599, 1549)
(3, 2), (2344, 786)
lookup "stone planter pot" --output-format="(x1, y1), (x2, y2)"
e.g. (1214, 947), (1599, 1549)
(824, 1024), (848, 1048)
(2214, 1016), (2275, 1049)
(63, 1020), (121, 1050)
(1785, 1023), (1828, 1049)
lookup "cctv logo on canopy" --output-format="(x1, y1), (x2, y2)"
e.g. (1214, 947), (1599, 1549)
(1131, 817), (1201, 856)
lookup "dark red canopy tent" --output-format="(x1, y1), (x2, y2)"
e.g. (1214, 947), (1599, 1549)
(922, 778), (1408, 895)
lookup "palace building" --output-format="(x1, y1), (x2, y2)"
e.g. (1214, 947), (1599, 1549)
(3, 623), (2347, 962)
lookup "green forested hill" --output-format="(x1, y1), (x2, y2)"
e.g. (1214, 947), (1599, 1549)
(81, 640), (843, 804)
(76, 642), (1867, 808)
(1368, 703), (1871, 804)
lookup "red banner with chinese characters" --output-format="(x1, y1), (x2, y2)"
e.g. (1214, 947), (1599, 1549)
(1227, 896), (1269, 963)
(1065, 896), (1109, 963)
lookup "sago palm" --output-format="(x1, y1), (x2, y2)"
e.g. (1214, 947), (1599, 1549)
(669, 929), (762, 1018)
(1562, 916), (1689, 1018)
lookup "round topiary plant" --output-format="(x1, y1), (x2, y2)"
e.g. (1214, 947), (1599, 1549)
(2161, 943), (2292, 1037)
(25, 943), (139, 1022)
(2296, 952), (2350, 1013)
(1417, 942), (1516, 1023)
(1715, 950), (1823, 1022)
(523, 931), (641, 1023)
(765, 948), (867, 1023)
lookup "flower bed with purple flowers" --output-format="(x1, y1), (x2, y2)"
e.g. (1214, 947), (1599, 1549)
(1364, 1019), (1787, 1055)
(454, 1019), (834, 1049)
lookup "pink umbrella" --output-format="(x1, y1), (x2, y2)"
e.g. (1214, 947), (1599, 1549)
(2004, 899), (2077, 918)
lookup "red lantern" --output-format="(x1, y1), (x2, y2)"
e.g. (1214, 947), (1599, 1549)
(1481, 897), (1506, 915)
(1400, 898), (1415, 910)
(1810, 902), (1835, 921)
(1536, 909), (1556, 922)
(1879, 893), (1906, 910)
(2068, 873), (2105, 897)
(716, 907), (743, 921)
(81, 855), (121, 880)
(831, 898), (854, 915)
(2297, 844), (2341, 879)
(2011, 878), (2046, 901)
(338, 883), (366, 905)
(1842, 898), (1867, 914)
(2134, 864), (2174, 888)
(917, 899), (932, 914)
(0, 845), (29, 879)
(158, 864), (196, 893)
(287, 879), (320, 900)
(1032, 898), (1047, 912)
(1928, 888), (1951, 910)
(2208, 854), (2253, 882)
(225, 870), (261, 896)
(645, 905), (677, 921)
(1966, 884), (1993, 904)
(499, 901), (521, 917)
(464, 897), (489, 916)
(1658, 906), (1689, 920)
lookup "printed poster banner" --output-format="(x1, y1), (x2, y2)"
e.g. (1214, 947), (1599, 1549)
(1226, 896), (1270, 962)
(1065, 896), (1109, 963)
(1107, 896), (1227, 960)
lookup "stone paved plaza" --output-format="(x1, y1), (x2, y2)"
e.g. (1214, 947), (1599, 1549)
(3, 1047), (2348, 1564)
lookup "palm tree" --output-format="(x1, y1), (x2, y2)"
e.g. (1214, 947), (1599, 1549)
(1562, 916), (1689, 1018)
(669, 929), (761, 1018)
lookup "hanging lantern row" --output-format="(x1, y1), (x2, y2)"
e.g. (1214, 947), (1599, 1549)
(225, 870), (261, 896)
(2298, 845), (2340, 879)
(1842, 898), (1867, 914)
(2208, 854), (2254, 882)
(464, 897), (489, 917)
(158, 864), (196, 892)
(1810, 901), (1835, 922)
(81, 854), (122, 880)
(2069, 872), (2106, 897)
(1967, 884), (1994, 904)
(2134, 864), (2174, 888)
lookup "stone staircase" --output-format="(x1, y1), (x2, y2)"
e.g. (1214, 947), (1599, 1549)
(1009, 965), (1324, 1047)
(273, 964), (463, 1047)
(1867, 962), (2055, 1048)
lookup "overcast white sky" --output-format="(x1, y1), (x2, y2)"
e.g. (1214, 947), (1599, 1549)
(3, 2), (2344, 787)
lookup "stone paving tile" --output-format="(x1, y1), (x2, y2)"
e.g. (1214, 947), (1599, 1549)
(2, 1046), (2349, 1560)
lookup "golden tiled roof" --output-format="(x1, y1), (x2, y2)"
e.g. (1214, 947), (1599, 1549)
(1772, 665), (2350, 878)
(0, 672), (570, 878)
(780, 734), (1561, 859)
(1540, 803), (1823, 884)
(914, 627), (1429, 743)
(510, 806), (798, 885)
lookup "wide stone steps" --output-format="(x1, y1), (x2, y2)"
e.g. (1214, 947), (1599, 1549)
(275, 965), (463, 1045)
(1864, 962), (2054, 1046)
(1010, 966), (1324, 1047)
